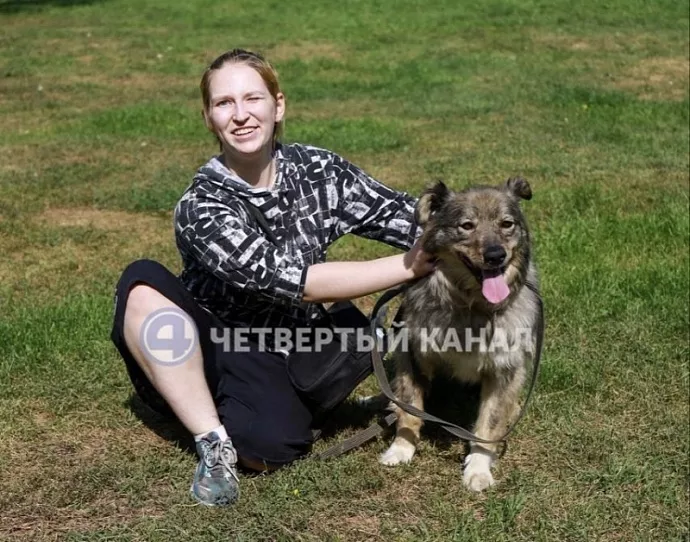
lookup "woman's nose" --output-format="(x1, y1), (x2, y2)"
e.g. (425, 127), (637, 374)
(232, 103), (249, 123)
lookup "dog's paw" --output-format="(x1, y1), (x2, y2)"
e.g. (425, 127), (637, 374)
(462, 452), (496, 492)
(379, 440), (415, 466)
(463, 469), (495, 492)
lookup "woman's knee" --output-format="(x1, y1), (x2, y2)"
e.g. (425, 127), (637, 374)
(116, 260), (171, 319)
(125, 284), (164, 319)
(116, 260), (194, 328)
(118, 259), (171, 288)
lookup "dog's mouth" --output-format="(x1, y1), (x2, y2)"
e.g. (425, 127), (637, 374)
(457, 254), (511, 305)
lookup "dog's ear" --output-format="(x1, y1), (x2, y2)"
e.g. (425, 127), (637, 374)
(415, 181), (449, 226)
(505, 176), (532, 201)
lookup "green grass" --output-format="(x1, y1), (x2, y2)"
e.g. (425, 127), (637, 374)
(0, 0), (688, 540)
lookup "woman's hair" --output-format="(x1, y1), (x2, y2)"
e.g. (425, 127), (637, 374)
(200, 48), (284, 146)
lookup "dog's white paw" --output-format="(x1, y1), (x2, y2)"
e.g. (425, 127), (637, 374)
(463, 469), (495, 492)
(462, 452), (496, 492)
(379, 440), (415, 466)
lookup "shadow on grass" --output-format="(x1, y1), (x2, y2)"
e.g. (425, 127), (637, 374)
(125, 394), (196, 454)
(124, 376), (482, 470)
(315, 376), (481, 455)
(0, 0), (108, 14)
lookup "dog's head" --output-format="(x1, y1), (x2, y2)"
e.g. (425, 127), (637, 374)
(415, 177), (532, 305)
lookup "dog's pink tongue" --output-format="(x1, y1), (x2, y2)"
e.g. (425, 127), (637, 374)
(482, 273), (510, 304)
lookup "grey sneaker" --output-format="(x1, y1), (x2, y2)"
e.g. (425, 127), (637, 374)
(190, 432), (240, 506)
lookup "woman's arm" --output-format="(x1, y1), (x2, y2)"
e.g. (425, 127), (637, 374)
(302, 237), (434, 303)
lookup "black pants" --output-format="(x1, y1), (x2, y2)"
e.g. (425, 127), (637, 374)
(110, 259), (315, 467)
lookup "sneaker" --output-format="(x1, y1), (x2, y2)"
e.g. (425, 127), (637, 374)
(190, 432), (240, 506)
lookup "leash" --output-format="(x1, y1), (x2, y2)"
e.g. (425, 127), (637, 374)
(316, 283), (544, 459)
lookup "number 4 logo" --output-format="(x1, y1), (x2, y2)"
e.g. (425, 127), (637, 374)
(140, 307), (198, 366)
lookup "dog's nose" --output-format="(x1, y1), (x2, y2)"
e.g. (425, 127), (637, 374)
(483, 245), (506, 267)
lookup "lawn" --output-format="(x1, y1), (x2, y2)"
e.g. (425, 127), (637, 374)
(0, 0), (688, 540)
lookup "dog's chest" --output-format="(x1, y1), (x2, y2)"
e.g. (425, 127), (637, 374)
(410, 310), (521, 383)
(434, 319), (500, 382)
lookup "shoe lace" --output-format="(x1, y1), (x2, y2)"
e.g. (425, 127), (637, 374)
(203, 439), (240, 483)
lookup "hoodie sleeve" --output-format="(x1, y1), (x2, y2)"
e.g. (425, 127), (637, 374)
(175, 192), (308, 306)
(330, 153), (420, 251)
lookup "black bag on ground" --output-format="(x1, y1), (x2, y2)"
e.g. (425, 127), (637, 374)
(286, 300), (374, 420)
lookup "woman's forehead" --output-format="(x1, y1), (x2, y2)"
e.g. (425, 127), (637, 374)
(209, 63), (268, 96)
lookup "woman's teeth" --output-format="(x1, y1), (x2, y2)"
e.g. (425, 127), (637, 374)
(234, 128), (255, 136)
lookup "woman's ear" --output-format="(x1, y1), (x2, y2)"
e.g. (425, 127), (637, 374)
(201, 108), (213, 132)
(275, 92), (286, 123)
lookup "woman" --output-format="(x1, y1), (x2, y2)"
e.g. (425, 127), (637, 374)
(110, 49), (434, 507)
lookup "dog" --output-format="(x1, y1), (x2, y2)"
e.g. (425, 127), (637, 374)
(379, 177), (541, 492)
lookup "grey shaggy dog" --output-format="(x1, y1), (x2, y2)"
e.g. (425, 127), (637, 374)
(379, 177), (541, 492)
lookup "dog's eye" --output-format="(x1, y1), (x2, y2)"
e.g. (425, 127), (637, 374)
(501, 220), (515, 229)
(460, 221), (475, 231)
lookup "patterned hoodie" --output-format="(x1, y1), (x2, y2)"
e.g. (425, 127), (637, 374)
(174, 142), (419, 330)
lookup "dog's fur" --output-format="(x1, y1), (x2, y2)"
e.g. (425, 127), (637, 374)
(379, 178), (541, 492)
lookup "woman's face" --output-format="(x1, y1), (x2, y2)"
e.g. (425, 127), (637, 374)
(204, 62), (285, 162)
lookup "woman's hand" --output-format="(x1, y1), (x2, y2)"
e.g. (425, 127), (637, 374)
(403, 237), (436, 278)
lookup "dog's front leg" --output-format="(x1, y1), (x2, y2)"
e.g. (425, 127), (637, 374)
(463, 366), (525, 492)
(379, 350), (426, 466)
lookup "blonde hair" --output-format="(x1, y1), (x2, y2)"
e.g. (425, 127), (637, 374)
(200, 49), (284, 147)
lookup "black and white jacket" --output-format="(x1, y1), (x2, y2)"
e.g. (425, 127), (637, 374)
(174, 142), (419, 330)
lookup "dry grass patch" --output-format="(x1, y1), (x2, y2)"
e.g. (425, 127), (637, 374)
(0, 419), (173, 540)
(63, 71), (190, 93)
(0, 144), (126, 174)
(532, 31), (689, 101)
(532, 31), (681, 54)
(33, 207), (170, 231)
(3, 494), (161, 541)
(535, 32), (627, 53)
(23, 32), (166, 67)
(608, 56), (689, 101)
(0, 70), (194, 137)
(1, 139), (208, 173)
(0, 208), (178, 300)
(306, 512), (384, 542)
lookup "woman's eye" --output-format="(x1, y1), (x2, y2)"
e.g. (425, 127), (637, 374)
(460, 222), (475, 231)
(247, 96), (261, 102)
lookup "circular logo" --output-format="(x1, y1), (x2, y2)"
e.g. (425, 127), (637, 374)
(140, 307), (198, 366)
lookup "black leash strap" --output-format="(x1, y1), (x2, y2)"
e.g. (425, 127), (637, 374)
(314, 412), (398, 460)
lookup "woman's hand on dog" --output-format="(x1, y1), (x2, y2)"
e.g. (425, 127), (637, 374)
(403, 238), (436, 279)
